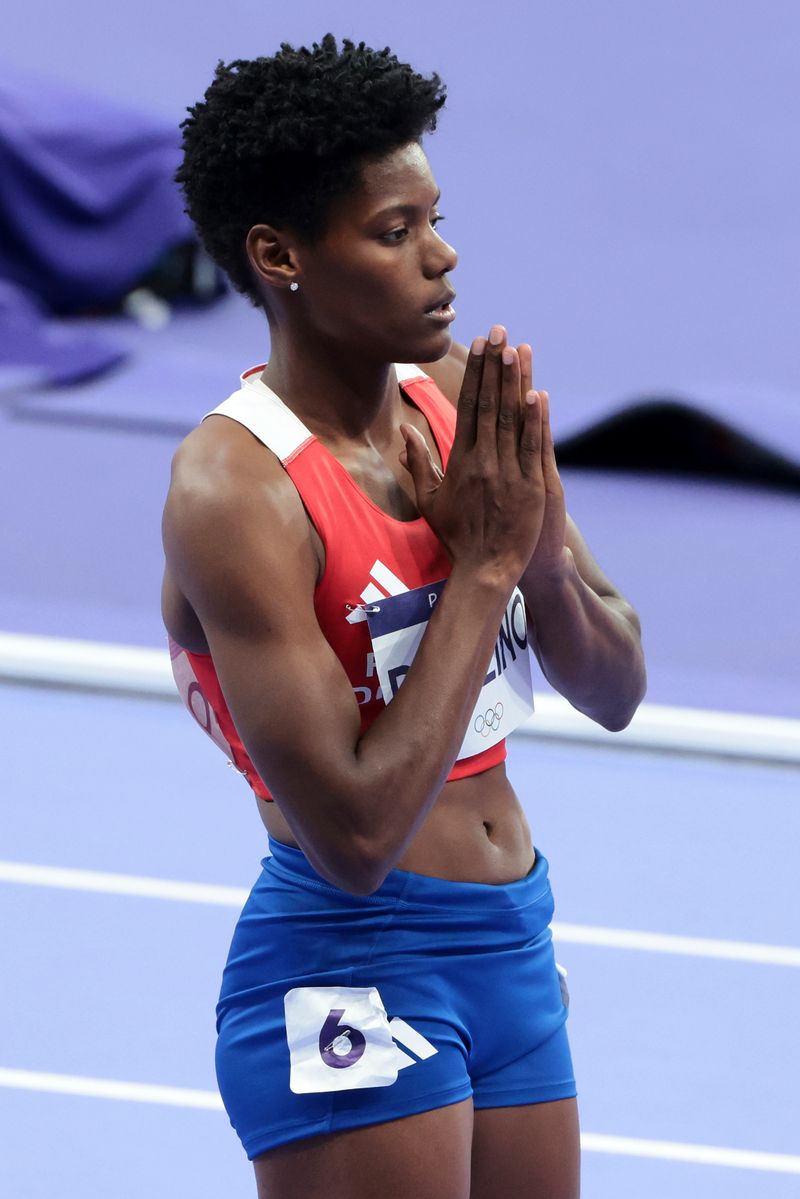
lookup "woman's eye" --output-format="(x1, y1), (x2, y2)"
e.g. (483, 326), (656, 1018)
(380, 213), (445, 243)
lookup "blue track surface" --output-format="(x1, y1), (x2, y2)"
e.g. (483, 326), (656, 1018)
(1, 681), (798, 1196)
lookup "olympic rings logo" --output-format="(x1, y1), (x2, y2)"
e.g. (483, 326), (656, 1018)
(474, 702), (504, 737)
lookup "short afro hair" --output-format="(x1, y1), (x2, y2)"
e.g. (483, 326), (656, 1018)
(177, 35), (446, 304)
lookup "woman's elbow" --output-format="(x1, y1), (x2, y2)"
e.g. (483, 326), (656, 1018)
(600, 663), (647, 732)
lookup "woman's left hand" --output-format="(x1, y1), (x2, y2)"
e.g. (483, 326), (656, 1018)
(515, 340), (568, 583)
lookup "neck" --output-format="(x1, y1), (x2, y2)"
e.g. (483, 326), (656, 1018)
(261, 323), (402, 449)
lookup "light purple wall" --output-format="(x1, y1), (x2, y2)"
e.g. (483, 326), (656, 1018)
(5, 1), (800, 423)
(3, 2), (799, 712)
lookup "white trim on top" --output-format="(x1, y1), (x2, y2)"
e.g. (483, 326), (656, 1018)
(394, 362), (430, 382)
(204, 372), (314, 463)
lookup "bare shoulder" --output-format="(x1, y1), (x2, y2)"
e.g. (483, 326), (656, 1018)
(167, 414), (295, 509)
(163, 415), (319, 636)
(419, 342), (469, 407)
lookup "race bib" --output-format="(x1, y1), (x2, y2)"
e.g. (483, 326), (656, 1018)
(366, 580), (534, 760)
(284, 986), (438, 1094)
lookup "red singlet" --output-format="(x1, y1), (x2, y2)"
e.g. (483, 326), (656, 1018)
(169, 364), (507, 800)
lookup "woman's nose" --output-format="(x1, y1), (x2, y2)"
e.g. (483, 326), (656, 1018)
(426, 230), (458, 277)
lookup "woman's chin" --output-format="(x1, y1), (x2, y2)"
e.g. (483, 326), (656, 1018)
(399, 327), (453, 365)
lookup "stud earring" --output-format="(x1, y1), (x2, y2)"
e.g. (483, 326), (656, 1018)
(289, 281), (299, 292)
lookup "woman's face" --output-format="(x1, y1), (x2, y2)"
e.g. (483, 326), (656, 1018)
(294, 141), (458, 364)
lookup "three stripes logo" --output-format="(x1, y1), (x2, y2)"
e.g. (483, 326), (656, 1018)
(345, 559), (410, 624)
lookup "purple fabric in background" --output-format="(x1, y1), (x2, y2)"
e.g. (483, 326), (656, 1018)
(0, 280), (127, 388)
(0, 62), (191, 313)
(0, 63), (195, 385)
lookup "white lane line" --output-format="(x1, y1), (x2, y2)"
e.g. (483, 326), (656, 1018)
(2, 859), (799, 968)
(2, 630), (799, 762)
(2, 1068), (799, 1174)
(552, 921), (800, 968)
(581, 1132), (800, 1175)
(0, 861), (248, 907)
(0, 1067), (223, 1110)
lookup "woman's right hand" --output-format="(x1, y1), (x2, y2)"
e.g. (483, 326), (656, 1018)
(401, 325), (549, 589)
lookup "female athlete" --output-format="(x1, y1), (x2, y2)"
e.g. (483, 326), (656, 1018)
(162, 35), (646, 1199)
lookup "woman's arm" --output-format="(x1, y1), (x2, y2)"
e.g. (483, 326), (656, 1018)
(163, 340), (547, 895)
(520, 513), (646, 731)
(423, 336), (646, 730)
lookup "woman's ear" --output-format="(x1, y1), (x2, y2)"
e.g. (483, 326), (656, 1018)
(246, 224), (300, 292)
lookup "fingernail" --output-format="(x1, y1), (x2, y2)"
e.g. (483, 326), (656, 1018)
(526, 390), (537, 405)
(489, 325), (504, 346)
(471, 336), (486, 356)
(502, 348), (514, 365)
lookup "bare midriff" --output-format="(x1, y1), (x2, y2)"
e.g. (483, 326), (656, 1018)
(164, 573), (537, 887)
(256, 762), (536, 886)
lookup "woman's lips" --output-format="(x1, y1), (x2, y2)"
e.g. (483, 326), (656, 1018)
(424, 302), (456, 324)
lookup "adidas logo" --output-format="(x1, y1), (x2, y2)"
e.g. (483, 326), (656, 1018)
(388, 1016), (438, 1070)
(346, 559), (409, 623)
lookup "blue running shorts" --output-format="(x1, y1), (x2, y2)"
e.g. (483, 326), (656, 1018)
(215, 838), (576, 1159)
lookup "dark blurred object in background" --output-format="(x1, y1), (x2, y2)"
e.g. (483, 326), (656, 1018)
(0, 63), (224, 388)
(557, 400), (800, 492)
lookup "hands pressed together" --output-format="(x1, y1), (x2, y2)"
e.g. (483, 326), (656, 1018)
(401, 324), (567, 590)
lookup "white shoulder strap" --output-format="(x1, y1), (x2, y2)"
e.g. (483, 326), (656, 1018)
(394, 362), (431, 383)
(204, 364), (431, 464)
(203, 368), (314, 464)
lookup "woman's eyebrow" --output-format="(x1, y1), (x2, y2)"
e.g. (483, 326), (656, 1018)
(370, 193), (442, 221)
